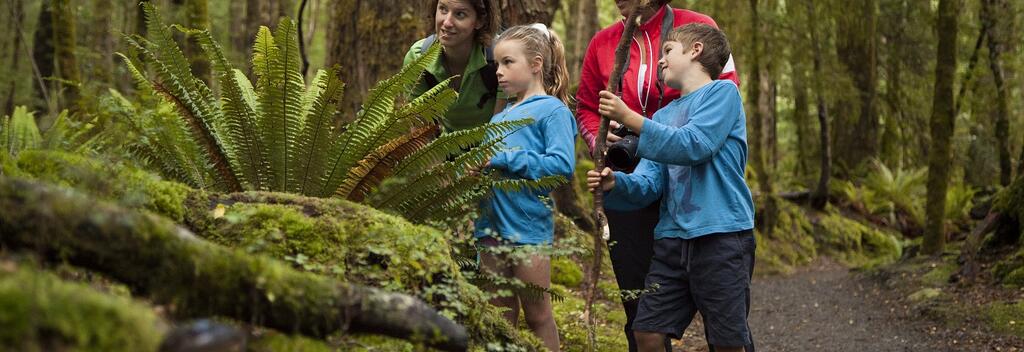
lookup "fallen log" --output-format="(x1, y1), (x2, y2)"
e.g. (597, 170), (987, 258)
(0, 177), (468, 351)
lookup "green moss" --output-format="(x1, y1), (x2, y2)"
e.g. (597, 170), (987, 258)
(552, 284), (629, 352)
(248, 331), (334, 352)
(985, 300), (1024, 337)
(994, 176), (1024, 224)
(755, 198), (817, 274)
(0, 265), (166, 352)
(195, 193), (542, 350)
(907, 288), (942, 302)
(13, 150), (192, 222)
(816, 206), (902, 268)
(920, 262), (957, 287)
(551, 258), (584, 288)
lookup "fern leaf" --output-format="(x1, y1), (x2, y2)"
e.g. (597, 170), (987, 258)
(390, 119), (533, 181)
(319, 42), (443, 197)
(336, 124), (438, 201)
(293, 67), (345, 196)
(372, 133), (510, 211)
(257, 18), (305, 191)
(188, 28), (267, 190)
(3, 106), (41, 156)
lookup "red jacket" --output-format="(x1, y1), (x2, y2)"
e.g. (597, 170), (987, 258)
(575, 6), (740, 152)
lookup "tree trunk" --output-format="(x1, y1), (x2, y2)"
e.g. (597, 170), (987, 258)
(3, 0), (24, 116)
(982, 0), (1011, 185)
(228, 0), (249, 65)
(0, 177), (469, 352)
(52, 0), (81, 111)
(492, 0), (562, 28)
(32, 0), (55, 113)
(833, 0), (878, 173)
(325, 1), (425, 118)
(747, 0), (775, 233)
(88, 0), (116, 85)
(184, 0), (212, 84)
(568, 0), (599, 83)
(922, 0), (959, 256)
(807, 0), (831, 210)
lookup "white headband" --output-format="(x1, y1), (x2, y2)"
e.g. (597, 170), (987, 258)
(530, 23), (551, 39)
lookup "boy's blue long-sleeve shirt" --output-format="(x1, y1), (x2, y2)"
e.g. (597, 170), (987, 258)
(475, 95), (577, 244)
(606, 80), (755, 239)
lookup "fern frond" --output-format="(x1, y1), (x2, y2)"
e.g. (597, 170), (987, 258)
(125, 31), (241, 191)
(152, 82), (242, 191)
(336, 124), (438, 201)
(108, 89), (209, 189)
(294, 67), (345, 196)
(319, 42), (444, 197)
(188, 28), (267, 190)
(252, 26), (276, 88)
(490, 175), (567, 193)
(390, 119), (533, 180)
(257, 18), (305, 191)
(2, 106), (41, 156)
(404, 176), (489, 223)
(373, 133), (510, 211)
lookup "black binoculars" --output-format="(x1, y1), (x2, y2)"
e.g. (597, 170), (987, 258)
(607, 125), (640, 171)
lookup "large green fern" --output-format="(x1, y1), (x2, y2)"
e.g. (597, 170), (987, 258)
(114, 3), (565, 224)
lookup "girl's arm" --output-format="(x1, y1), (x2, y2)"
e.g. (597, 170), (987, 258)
(489, 108), (576, 180)
(637, 82), (742, 166)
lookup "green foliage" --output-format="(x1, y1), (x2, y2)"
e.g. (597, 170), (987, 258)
(817, 205), (903, 268)
(115, 4), (561, 224)
(1, 106), (41, 156)
(0, 264), (165, 352)
(861, 159), (927, 226)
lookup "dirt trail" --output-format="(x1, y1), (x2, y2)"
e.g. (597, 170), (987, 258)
(672, 258), (1023, 352)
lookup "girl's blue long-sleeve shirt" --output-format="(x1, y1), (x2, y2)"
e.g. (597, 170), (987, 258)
(606, 80), (755, 239)
(475, 95), (577, 245)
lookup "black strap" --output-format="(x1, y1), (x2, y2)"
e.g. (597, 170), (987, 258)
(419, 35), (499, 109)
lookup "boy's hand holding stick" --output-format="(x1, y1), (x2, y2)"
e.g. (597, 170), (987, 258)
(583, 0), (650, 350)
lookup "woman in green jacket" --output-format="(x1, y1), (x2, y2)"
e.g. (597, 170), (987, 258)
(404, 0), (504, 132)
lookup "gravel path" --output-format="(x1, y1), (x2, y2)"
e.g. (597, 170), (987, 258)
(671, 258), (1023, 352)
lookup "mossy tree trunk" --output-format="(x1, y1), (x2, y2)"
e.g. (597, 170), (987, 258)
(833, 0), (878, 173)
(3, 0), (24, 116)
(922, 0), (959, 256)
(183, 0), (212, 84)
(566, 0), (599, 83)
(747, 0), (776, 234)
(806, 0), (831, 209)
(31, 0), (54, 113)
(982, 0), (1011, 185)
(52, 0), (81, 112)
(0, 177), (469, 352)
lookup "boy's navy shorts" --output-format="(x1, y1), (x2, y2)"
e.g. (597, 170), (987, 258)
(632, 230), (756, 349)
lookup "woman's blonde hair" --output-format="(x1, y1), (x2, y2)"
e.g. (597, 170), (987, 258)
(495, 24), (572, 107)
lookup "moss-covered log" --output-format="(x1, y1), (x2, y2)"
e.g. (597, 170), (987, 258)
(5, 150), (542, 349)
(0, 263), (166, 352)
(0, 177), (468, 351)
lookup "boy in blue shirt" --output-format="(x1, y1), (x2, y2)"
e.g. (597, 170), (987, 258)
(587, 23), (755, 352)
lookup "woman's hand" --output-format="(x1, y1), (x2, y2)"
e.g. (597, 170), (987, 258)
(586, 167), (615, 193)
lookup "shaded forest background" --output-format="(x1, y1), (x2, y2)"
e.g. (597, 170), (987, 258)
(1, 0), (1024, 350)
(3, 0), (1022, 248)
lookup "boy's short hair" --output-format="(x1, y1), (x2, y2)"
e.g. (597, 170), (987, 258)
(667, 23), (731, 79)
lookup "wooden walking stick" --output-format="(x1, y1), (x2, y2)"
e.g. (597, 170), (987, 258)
(582, 1), (651, 349)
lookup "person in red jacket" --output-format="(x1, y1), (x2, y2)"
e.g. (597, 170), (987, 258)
(575, 1), (739, 351)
